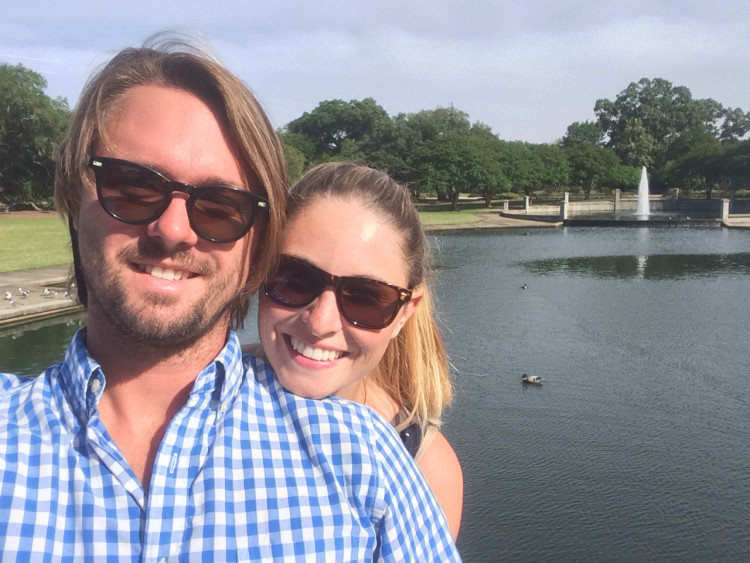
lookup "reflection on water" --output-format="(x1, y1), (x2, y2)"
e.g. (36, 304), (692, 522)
(525, 252), (750, 279)
(0, 312), (86, 376)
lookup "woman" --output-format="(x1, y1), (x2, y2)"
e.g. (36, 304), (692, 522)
(255, 162), (463, 537)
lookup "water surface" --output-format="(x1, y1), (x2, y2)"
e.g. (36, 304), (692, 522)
(434, 227), (749, 561)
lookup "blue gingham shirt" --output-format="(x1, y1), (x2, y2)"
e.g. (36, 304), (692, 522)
(0, 329), (459, 562)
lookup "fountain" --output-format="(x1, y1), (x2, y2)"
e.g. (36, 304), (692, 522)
(636, 166), (650, 217)
(557, 163), (723, 226)
(504, 162), (726, 227)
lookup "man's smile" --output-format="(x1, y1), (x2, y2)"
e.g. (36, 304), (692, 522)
(138, 263), (198, 281)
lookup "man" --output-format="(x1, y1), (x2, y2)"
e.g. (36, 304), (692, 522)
(0, 36), (460, 561)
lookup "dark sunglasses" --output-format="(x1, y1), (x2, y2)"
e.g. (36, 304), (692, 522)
(263, 255), (413, 329)
(87, 156), (268, 243)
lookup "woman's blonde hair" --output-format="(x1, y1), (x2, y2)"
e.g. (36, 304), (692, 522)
(287, 162), (452, 429)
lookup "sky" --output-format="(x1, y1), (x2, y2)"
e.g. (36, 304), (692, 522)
(2, 1), (749, 144)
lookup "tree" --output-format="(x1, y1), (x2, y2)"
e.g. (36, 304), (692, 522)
(660, 127), (725, 198)
(532, 143), (571, 194)
(358, 114), (419, 185)
(722, 140), (750, 190)
(286, 98), (390, 159)
(401, 106), (472, 143)
(494, 141), (542, 198)
(561, 121), (603, 147)
(279, 137), (306, 183)
(278, 129), (316, 165)
(413, 133), (504, 209)
(616, 117), (658, 167)
(462, 136), (506, 207)
(718, 107), (750, 141)
(566, 144), (637, 199)
(594, 78), (733, 170)
(377, 105), (478, 196)
(0, 63), (70, 204)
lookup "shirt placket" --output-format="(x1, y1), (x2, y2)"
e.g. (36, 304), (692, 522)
(141, 378), (221, 562)
(84, 374), (147, 508)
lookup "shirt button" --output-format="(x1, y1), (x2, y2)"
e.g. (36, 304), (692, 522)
(89, 379), (101, 393)
(221, 403), (228, 413)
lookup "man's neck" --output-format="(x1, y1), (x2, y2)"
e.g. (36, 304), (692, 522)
(85, 316), (231, 490)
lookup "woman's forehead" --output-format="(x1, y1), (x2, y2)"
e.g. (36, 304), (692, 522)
(283, 197), (409, 285)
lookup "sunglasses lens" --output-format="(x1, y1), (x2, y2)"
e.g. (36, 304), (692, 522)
(97, 161), (167, 223)
(338, 278), (401, 328)
(190, 188), (258, 242)
(264, 256), (405, 329)
(90, 157), (267, 243)
(265, 258), (324, 307)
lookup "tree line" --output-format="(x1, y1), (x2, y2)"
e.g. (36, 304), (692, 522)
(2, 63), (749, 209)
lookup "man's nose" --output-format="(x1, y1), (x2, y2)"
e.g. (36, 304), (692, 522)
(302, 288), (344, 337)
(145, 194), (199, 251)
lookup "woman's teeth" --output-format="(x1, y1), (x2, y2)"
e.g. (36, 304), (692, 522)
(290, 336), (342, 361)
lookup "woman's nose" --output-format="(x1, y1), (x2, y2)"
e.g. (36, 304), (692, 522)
(302, 287), (343, 336)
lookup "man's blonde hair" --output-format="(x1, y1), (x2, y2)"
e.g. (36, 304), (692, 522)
(56, 33), (287, 327)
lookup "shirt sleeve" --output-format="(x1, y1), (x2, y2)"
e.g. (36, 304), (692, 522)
(0, 373), (27, 393)
(365, 411), (461, 562)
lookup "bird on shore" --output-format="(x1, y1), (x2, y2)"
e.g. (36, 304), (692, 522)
(18, 287), (30, 298)
(521, 283), (528, 290)
(42, 288), (57, 297)
(8, 299), (17, 308)
(4, 291), (13, 300)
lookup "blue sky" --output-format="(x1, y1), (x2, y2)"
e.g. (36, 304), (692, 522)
(2, 0), (748, 143)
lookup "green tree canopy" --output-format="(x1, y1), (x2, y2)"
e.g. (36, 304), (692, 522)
(593, 78), (747, 172)
(561, 120), (603, 147)
(566, 144), (638, 199)
(279, 136), (306, 183)
(0, 63), (70, 204)
(400, 106), (472, 143)
(660, 127), (725, 198)
(414, 132), (505, 209)
(286, 98), (391, 158)
(722, 140), (750, 190)
(494, 141), (542, 197)
(532, 143), (571, 193)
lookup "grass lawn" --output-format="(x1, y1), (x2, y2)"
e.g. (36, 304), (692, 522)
(418, 208), (483, 226)
(0, 215), (72, 273)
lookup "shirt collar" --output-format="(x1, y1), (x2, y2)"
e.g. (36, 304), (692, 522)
(192, 330), (245, 410)
(59, 327), (246, 423)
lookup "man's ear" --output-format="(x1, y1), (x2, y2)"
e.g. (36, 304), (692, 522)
(389, 287), (423, 339)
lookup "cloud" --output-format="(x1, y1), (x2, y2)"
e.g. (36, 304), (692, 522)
(2, 0), (749, 142)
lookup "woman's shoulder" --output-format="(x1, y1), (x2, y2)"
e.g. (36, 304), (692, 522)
(415, 428), (464, 538)
(417, 429), (461, 471)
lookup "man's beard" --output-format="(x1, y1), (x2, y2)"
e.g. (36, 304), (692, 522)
(95, 286), (233, 349)
(83, 238), (242, 350)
